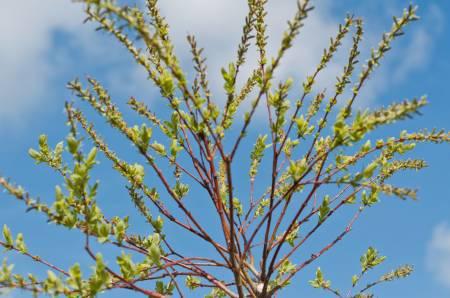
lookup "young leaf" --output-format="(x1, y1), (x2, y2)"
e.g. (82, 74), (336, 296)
(318, 196), (331, 223)
(15, 233), (27, 253)
(2, 225), (13, 249)
(361, 246), (386, 272)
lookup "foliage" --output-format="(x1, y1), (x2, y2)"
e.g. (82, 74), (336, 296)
(0, 0), (449, 297)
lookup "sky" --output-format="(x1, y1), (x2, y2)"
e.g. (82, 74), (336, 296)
(0, 0), (450, 297)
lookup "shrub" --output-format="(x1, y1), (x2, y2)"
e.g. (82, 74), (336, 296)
(1, 1), (448, 297)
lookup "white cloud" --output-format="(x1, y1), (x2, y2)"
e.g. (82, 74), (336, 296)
(0, 0), (88, 129)
(392, 28), (431, 82)
(392, 4), (444, 83)
(158, 0), (339, 88)
(154, 0), (346, 116)
(335, 3), (444, 108)
(426, 222), (450, 288)
(156, 0), (442, 110)
(0, 1), (442, 131)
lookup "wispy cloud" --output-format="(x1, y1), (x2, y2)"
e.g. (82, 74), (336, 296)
(426, 222), (450, 288)
(0, 1), (443, 131)
(157, 0), (340, 99)
(155, 0), (443, 109)
(334, 3), (443, 108)
(392, 4), (444, 83)
(0, 1), (88, 129)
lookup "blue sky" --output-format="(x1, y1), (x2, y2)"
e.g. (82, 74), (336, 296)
(1, 0), (450, 297)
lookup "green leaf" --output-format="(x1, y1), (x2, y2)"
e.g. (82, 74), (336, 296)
(127, 163), (145, 184)
(117, 252), (136, 281)
(295, 115), (314, 137)
(151, 142), (166, 156)
(286, 226), (299, 247)
(278, 259), (296, 275)
(38, 134), (48, 148)
(155, 281), (165, 294)
(86, 147), (97, 168)
(361, 140), (372, 153)
(362, 190), (379, 206)
(67, 135), (80, 155)
(97, 223), (111, 243)
(2, 225), (13, 249)
(15, 233), (27, 253)
(309, 267), (331, 290)
(28, 148), (42, 161)
(173, 181), (189, 200)
(114, 218), (128, 243)
(155, 280), (174, 295)
(221, 63), (236, 95)
(149, 244), (161, 265)
(89, 253), (111, 295)
(139, 124), (152, 150)
(206, 288), (227, 298)
(44, 270), (64, 294)
(152, 216), (164, 232)
(232, 197), (243, 216)
(159, 71), (175, 97)
(249, 135), (268, 178)
(185, 275), (201, 290)
(345, 194), (357, 204)
(55, 185), (64, 201)
(170, 140), (183, 157)
(318, 196), (330, 223)
(360, 247), (386, 272)
(352, 274), (359, 287)
(288, 158), (307, 181)
(54, 141), (64, 165)
(67, 263), (83, 290)
(363, 162), (378, 179)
